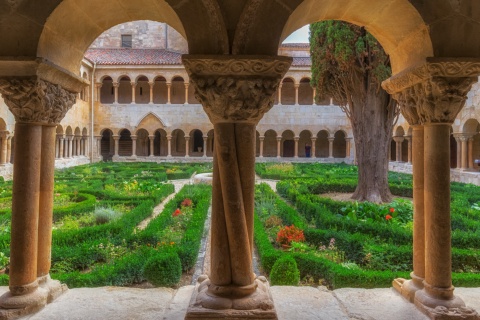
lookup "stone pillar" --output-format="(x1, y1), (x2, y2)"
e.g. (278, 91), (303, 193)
(131, 82), (136, 104)
(328, 137), (334, 158)
(203, 136), (207, 157)
(131, 135), (137, 157)
(345, 138), (351, 158)
(113, 82), (119, 104)
(312, 88), (316, 105)
(96, 136), (102, 160)
(166, 83), (171, 104)
(113, 135), (119, 157)
(149, 81), (154, 104)
(277, 83), (282, 105)
(148, 135), (154, 157)
(185, 83), (189, 104)
(276, 136), (282, 158)
(405, 136), (412, 164)
(0, 77), (76, 317)
(167, 135), (172, 158)
(259, 136), (264, 158)
(6, 136), (12, 164)
(294, 83), (299, 105)
(185, 136), (190, 158)
(454, 135), (462, 169)
(183, 55), (290, 319)
(468, 137), (474, 169)
(394, 137), (405, 162)
(95, 83), (102, 102)
(294, 136), (299, 158)
(0, 133), (7, 165)
(311, 137), (317, 158)
(54, 137), (59, 159)
(384, 63), (480, 318)
(58, 135), (64, 159)
(76, 137), (81, 157)
(67, 136), (73, 158)
(461, 136), (468, 169)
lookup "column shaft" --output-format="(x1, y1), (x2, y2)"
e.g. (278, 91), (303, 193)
(6, 137), (12, 164)
(167, 137), (172, 157)
(294, 84), (299, 105)
(185, 137), (190, 157)
(149, 82), (154, 104)
(203, 137), (207, 157)
(461, 137), (468, 169)
(149, 136), (154, 156)
(185, 84), (189, 104)
(294, 138), (299, 158)
(259, 137), (264, 158)
(311, 138), (316, 158)
(455, 137), (461, 169)
(59, 138), (64, 159)
(468, 138), (474, 169)
(0, 135), (7, 164)
(328, 138), (334, 158)
(167, 83), (171, 104)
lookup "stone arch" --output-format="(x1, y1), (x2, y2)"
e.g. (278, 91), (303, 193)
(101, 128), (114, 161)
(82, 127), (88, 137)
(333, 130), (347, 158)
(299, 130), (312, 158)
(190, 129), (204, 156)
(281, 0), (433, 74)
(461, 119), (480, 170)
(154, 128), (168, 156)
(100, 76), (114, 104)
(298, 78), (313, 105)
(171, 129), (186, 157)
(136, 129), (150, 157)
(0, 118), (7, 132)
(118, 129), (133, 156)
(316, 130), (329, 158)
(118, 76), (132, 104)
(263, 129), (277, 158)
(171, 76), (185, 104)
(281, 130), (295, 157)
(56, 125), (64, 135)
(153, 76), (168, 104)
(37, 1), (185, 74)
(136, 75), (150, 104)
(136, 112), (166, 135)
(281, 77), (295, 105)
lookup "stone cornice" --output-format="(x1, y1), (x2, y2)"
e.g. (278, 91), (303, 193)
(182, 55), (292, 123)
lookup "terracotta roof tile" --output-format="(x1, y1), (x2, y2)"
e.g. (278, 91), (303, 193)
(85, 48), (182, 65)
(292, 57), (311, 67)
(280, 43), (310, 48)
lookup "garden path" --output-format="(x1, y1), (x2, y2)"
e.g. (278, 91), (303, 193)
(136, 179), (191, 231)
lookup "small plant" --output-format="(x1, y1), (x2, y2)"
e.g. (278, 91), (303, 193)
(94, 207), (122, 225)
(270, 255), (300, 286)
(172, 208), (181, 217)
(143, 251), (182, 287)
(181, 198), (192, 207)
(276, 225), (305, 246)
(0, 252), (9, 270)
(264, 215), (283, 228)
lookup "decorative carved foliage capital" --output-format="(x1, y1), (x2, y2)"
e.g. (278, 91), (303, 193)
(183, 56), (292, 123)
(0, 77), (76, 124)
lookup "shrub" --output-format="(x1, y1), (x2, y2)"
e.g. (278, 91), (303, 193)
(276, 225), (305, 246)
(94, 207), (122, 225)
(270, 255), (300, 286)
(143, 251), (182, 287)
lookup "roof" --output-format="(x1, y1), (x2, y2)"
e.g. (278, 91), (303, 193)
(85, 48), (183, 65)
(280, 43), (310, 48)
(84, 48), (311, 67)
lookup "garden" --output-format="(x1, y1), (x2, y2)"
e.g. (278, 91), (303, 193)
(0, 162), (212, 288)
(254, 162), (480, 288)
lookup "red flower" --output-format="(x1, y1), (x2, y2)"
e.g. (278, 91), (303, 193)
(181, 198), (193, 207)
(172, 208), (181, 217)
(385, 214), (393, 220)
(389, 207), (395, 213)
(276, 225), (305, 246)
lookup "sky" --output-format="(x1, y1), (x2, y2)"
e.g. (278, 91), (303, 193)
(282, 25), (309, 43)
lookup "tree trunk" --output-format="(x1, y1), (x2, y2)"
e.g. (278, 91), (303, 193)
(350, 89), (396, 203)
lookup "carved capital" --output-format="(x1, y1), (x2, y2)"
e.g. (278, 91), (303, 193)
(0, 77), (76, 124)
(385, 59), (480, 125)
(182, 55), (292, 123)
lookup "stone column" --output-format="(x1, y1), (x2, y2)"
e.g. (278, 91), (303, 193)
(58, 135), (64, 159)
(384, 63), (480, 318)
(276, 136), (282, 158)
(394, 137), (404, 162)
(294, 136), (299, 158)
(113, 82), (119, 104)
(0, 133), (7, 165)
(131, 82), (136, 104)
(54, 137), (59, 159)
(166, 83), (171, 104)
(113, 135), (119, 158)
(405, 136), (412, 164)
(68, 136), (73, 158)
(294, 83), (299, 105)
(131, 135), (137, 158)
(328, 137), (334, 158)
(167, 135), (172, 158)
(76, 137), (81, 157)
(185, 136), (190, 158)
(311, 137), (317, 158)
(0, 77), (76, 317)
(183, 55), (290, 319)
(6, 136), (12, 164)
(259, 136), (264, 158)
(468, 137), (474, 169)
(345, 138), (351, 159)
(454, 134), (462, 169)
(203, 136), (207, 157)
(148, 135), (154, 157)
(277, 83), (282, 105)
(312, 88), (316, 105)
(461, 136), (468, 169)
(149, 81), (154, 104)
(95, 83), (102, 102)
(185, 83), (189, 104)
(96, 136), (102, 160)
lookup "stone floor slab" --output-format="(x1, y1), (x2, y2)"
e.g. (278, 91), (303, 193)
(271, 286), (348, 320)
(163, 285), (194, 320)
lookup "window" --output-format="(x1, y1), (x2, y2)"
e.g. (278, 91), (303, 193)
(121, 35), (132, 48)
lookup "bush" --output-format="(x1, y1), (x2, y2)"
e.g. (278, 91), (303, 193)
(94, 207), (122, 225)
(143, 251), (182, 287)
(270, 255), (300, 286)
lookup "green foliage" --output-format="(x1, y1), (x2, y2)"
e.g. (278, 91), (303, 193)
(143, 251), (182, 287)
(270, 255), (300, 286)
(94, 207), (123, 225)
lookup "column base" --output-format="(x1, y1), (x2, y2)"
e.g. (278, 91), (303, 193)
(38, 274), (68, 303)
(0, 287), (48, 320)
(185, 275), (277, 319)
(392, 272), (424, 303)
(414, 287), (478, 320)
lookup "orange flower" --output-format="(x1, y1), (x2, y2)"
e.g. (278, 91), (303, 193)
(385, 214), (393, 220)
(172, 208), (181, 217)
(389, 207), (395, 213)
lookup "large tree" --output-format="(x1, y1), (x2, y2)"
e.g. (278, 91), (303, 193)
(310, 21), (399, 203)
